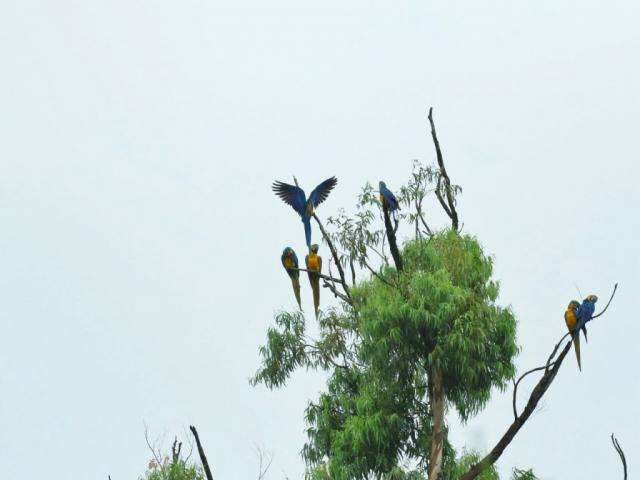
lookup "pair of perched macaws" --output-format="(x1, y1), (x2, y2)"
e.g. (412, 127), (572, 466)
(564, 294), (598, 370)
(280, 245), (322, 318)
(274, 177), (338, 318)
(274, 178), (401, 317)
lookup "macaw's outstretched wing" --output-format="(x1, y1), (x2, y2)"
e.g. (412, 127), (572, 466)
(272, 181), (307, 216)
(308, 177), (338, 208)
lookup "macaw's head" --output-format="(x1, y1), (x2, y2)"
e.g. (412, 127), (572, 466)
(379, 181), (386, 191)
(310, 243), (319, 254)
(568, 300), (580, 310)
(282, 247), (294, 258)
(586, 294), (598, 303)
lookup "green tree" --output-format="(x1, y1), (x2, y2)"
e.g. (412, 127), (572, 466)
(254, 109), (614, 479)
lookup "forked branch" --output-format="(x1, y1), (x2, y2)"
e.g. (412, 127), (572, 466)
(428, 107), (459, 231)
(611, 433), (627, 480)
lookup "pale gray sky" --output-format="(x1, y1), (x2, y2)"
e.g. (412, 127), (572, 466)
(1, 1), (638, 479)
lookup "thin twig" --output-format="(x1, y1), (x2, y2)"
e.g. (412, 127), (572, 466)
(589, 283), (619, 321)
(144, 425), (163, 467)
(363, 259), (395, 288)
(322, 280), (351, 304)
(292, 267), (343, 284)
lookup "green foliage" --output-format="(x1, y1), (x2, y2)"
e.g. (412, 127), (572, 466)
(511, 468), (538, 480)
(357, 232), (518, 420)
(139, 460), (204, 480)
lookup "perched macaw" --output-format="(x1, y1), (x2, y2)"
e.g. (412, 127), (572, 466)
(281, 247), (302, 309)
(305, 243), (322, 319)
(564, 300), (582, 370)
(272, 177), (338, 248)
(379, 181), (400, 219)
(576, 294), (598, 342)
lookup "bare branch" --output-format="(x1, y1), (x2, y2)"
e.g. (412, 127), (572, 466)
(611, 433), (627, 480)
(363, 259), (396, 288)
(428, 107), (459, 230)
(313, 214), (351, 300)
(349, 258), (356, 286)
(189, 425), (213, 480)
(322, 280), (351, 304)
(255, 447), (274, 480)
(512, 363), (555, 419)
(171, 436), (182, 464)
(589, 283), (619, 321)
(144, 424), (163, 467)
(292, 267), (343, 284)
(459, 340), (572, 480)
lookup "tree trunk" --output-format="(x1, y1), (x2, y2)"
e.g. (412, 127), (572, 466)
(428, 368), (445, 480)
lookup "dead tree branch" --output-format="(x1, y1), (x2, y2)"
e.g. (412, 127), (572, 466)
(611, 433), (628, 480)
(382, 204), (403, 271)
(144, 425), (163, 467)
(428, 107), (459, 231)
(189, 425), (213, 480)
(171, 436), (182, 464)
(459, 340), (572, 480)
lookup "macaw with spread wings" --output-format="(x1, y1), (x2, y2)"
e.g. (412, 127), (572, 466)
(272, 177), (338, 248)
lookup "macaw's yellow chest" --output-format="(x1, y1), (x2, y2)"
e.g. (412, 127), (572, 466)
(283, 257), (296, 269)
(307, 254), (320, 271)
(565, 309), (577, 331)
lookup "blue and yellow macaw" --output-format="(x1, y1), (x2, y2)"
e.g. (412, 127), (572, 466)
(379, 181), (400, 219)
(564, 300), (582, 370)
(305, 244), (322, 319)
(281, 247), (302, 309)
(272, 177), (338, 248)
(576, 294), (598, 342)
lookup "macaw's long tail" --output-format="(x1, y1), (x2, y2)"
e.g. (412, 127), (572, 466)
(572, 333), (582, 371)
(303, 217), (312, 248)
(582, 325), (588, 344)
(308, 272), (320, 319)
(290, 276), (302, 309)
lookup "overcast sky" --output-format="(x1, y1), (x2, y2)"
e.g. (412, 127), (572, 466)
(1, 1), (638, 479)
